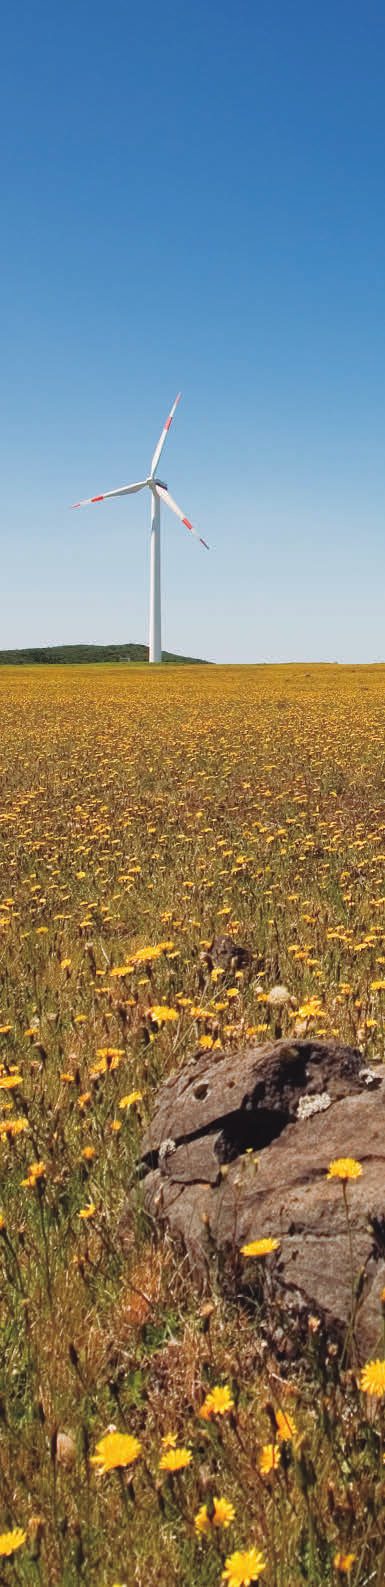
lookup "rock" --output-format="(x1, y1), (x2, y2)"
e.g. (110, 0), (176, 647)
(136, 1039), (385, 1357)
(199, 935), (253, 975)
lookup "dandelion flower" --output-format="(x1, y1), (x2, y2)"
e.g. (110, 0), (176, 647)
(131, 942), (174, 965)
(327, 1159), (362, 1180)
(241, 1238), (280, 1257)
(222, 1547), (266, 1584)
(95, 1047), (124, 1061)
(21, 1161), (47, 1187)
(259, 1443), (281, 1473)
(276, 1408), (297, 1442)
(333, 1555), (356, 1574)
(78, 1204), (96, 1220)
(91, 1432), (141, 1473)
(150, 1005), (178, 1023)
(119, 1092), (143, 1109)
(159, 1446), (192, 1471)
(0, 1529), (27, 1556)
(360, 1359), (385, 1396)
(0, 1117), (28, 1136)
(195, 1496), (235, 1534)
(200, 1384), (234, 1419)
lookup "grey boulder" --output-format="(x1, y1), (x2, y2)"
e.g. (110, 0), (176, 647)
(134, 1039), (385, 1357)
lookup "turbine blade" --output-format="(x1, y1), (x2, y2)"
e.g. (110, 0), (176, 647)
(71, 480), (148, 508)
(156, 485), (209, 549)
(150, 393), (181, 476)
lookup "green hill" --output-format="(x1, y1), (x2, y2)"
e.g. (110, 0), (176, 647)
(0, 642), (208, 666)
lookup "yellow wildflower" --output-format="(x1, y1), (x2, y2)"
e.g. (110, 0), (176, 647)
(222, 1548), (266, 1585)
(130, 942), (174, 965)
(259, 1443), (281, 1473)
(276, 1408), (297, 1442)
(241, 1237), (280, 1257)
(21, 1161), (47, 1187)
(0, 1529), (27, 1557)
(0, 1117), (28, 1136)
(200, 1384), (234, 1419)
(327, 1159), (362, 1180)
(91, 1432), (141, 1472)
(360, 1359), (385, 1396)
(333, 1555), (356, 1573)
(159, 1446), (192, 1470)
(195, 1496), (235, 1534)
(150, 1006), (178, 1023)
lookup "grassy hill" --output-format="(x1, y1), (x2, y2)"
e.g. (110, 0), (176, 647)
(0, 642), (208, 665)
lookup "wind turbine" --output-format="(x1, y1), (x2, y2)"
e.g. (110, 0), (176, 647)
(72, 393), (209, 663)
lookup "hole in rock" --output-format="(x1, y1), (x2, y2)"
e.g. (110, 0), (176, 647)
(215, 1106), (290, 1164)
(194, 1083), (209, 1101)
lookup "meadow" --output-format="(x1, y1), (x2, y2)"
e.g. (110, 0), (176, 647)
(1, 661), (385, 1585)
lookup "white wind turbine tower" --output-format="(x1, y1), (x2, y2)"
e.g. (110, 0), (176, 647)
(72, 393), (209, 663)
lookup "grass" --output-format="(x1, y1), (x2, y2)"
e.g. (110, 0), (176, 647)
(0, 661), (385, 1582)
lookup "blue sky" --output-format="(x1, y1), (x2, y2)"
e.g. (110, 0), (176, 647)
(2, 0), (385, 662)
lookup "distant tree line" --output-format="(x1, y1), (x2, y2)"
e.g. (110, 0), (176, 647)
(0, 643), (208, 666)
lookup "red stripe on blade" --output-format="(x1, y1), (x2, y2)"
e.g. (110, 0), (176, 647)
(71, 503), (80, 509)
(182, 516), (193, 530)
(165, 416), (172, 430)
(91, 494), (104, 502)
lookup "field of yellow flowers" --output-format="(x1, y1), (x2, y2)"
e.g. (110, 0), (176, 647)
(2, 662), (385, 1585)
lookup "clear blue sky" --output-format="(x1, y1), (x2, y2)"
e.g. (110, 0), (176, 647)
(2, 0), (385, 662)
